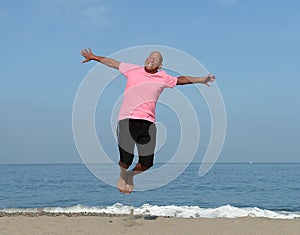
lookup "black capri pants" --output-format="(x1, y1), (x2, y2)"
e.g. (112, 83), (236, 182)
(117, 118), (157, 168)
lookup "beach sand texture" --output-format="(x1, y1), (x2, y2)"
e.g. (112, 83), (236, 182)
(1, 213), (300, 235)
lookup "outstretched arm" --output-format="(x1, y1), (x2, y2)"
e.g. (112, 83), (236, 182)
(177, 74), (216, 87)
(80, 48), (121, 69)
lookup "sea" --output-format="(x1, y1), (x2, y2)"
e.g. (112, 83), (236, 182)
(0, 162), (299, 219)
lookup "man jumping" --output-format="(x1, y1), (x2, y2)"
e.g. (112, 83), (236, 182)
(80, 48), (215, 194)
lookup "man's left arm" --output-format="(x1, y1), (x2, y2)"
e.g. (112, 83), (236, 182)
(176, 74), (216, 87)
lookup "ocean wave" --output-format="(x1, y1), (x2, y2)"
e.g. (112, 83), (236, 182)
(1, 204), (300, 219)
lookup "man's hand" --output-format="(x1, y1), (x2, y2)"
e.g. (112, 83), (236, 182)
(203, 73), (216, 87)
(177, 73), (216, 86)
(81, 48), (95, 63)
(80, 48), (121, 69)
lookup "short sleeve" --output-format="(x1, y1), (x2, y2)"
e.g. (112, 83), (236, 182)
(119, 62), (140, 77)
(164, 73), (178, 88)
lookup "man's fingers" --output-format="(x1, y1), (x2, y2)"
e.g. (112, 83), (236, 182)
(81, 48), (89, 55)
(80, 48), (93, 57)
(207, 73), (216, 79)
(204, 73), (216, 87)
(81, 48), (93, 63)
(81, 49), (88, 56)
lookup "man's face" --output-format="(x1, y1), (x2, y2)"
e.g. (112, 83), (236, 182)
(144, 51), (163, 73)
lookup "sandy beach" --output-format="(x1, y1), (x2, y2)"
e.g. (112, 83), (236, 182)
(1, 213), (300, 235)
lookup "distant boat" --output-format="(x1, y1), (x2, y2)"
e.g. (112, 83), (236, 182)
(249, 162), (253, 164)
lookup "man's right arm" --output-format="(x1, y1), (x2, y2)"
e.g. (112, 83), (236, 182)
(81, 48), (121, 69)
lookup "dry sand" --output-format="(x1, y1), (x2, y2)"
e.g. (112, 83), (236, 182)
(0, 213), (300, 235)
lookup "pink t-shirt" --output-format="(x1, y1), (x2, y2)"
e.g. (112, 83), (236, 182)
(118, 62), (177, 122)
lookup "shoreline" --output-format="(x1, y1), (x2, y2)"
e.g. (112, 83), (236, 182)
(1, 214), (300, 235)
(1, 211), (300, 219)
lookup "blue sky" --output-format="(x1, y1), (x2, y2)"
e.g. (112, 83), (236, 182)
(0, 0), (299, 164)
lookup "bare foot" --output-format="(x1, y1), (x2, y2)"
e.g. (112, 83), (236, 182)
(118, 171), (128, 194)
(126, 170), (136, 194)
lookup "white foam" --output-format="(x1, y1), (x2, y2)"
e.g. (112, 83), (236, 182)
(1, 204), (300, 219)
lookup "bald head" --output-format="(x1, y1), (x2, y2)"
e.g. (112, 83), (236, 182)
(150, 51), (163, 63)
(144, 51), (163, 73)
